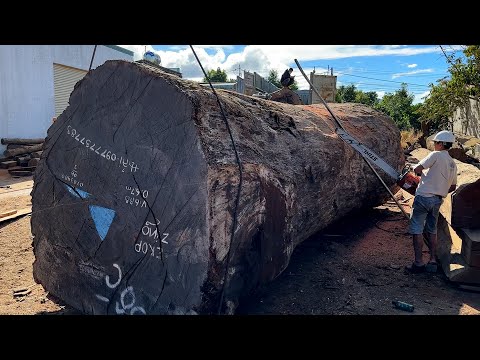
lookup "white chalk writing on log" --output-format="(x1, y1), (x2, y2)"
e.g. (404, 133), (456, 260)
(71, 164), (78, 178)
(124, 185), (148, 208)
(125, 186), (149, 199)
(66, 125), (139, 173)
(95, 263), (146, 315)
(105, 263), (122, 289)
(142, 220), (169, 244)
(134, 219), (169, 260)
(125, 196), (147, 207)
(61, 173), (83, 188)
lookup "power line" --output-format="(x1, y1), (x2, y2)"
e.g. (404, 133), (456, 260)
(339, 73), (430, 87)
(332, 66), (448, 76)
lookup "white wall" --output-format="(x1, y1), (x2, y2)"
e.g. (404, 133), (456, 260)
(0, 45), (132, 152)
(452, 98), (480, 137)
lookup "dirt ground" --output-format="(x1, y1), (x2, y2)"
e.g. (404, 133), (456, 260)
(1, 169), (479, 315)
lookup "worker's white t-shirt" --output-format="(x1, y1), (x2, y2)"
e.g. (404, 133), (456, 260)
(414, 150), (457, 198)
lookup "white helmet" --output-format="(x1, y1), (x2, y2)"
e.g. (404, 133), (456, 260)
(433, 130), (455, 143)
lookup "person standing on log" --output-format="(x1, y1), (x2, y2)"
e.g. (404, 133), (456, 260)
(406, 130), (457, 274)
(281, 68), (295, 88)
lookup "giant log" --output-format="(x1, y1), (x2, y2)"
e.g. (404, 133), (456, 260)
(31, 60), (404, 315)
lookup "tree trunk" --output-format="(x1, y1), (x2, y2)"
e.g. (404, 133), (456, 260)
(31, 60), (404, 315)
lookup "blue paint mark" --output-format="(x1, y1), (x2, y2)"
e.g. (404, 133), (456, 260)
(65, 184), (91, 199)
(89, 205), (116, 241)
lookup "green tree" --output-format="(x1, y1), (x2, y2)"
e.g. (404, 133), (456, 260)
(418, 45), (480, 132)
(375, 84), (419, 130)
(354, 91), (379, 107)
(267, 69), (299, 90)
(204, 67), (227, 82)
(268, 69), (281, 88)
(336, 84), (357, 102)
(336, 84), (379, 107)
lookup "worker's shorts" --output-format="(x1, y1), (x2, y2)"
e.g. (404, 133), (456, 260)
(408, 195), (443, 235)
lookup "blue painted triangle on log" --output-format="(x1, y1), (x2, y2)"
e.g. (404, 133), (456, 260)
(89, 205), (115, 241)
(65, 184), (91, 199)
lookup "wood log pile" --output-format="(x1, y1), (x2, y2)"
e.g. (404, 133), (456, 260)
(0, 138), (44, 176)
(31, 60), (404, 315)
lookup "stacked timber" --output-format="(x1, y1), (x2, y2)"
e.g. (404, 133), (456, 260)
(31, 60), (404, 315)
(1, 138), (44, 176)
(410, 148), (480, 286)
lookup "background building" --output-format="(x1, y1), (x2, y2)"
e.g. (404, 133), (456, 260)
(0, 45), (133, 152)
(310, 72), (337, 104)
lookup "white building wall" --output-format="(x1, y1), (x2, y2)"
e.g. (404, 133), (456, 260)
(0, 45), (132, 152)
(451, 98), (480, 137)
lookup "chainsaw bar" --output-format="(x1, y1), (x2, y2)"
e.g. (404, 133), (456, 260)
(335, 125), (400, 180)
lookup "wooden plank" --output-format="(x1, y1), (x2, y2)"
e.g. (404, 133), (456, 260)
(0, 207), (32, 223)
(0, 161), (17, 169)
(0, 210), (17, 218)
(4, 144), (43, 158)
(459, 228), (480, 267)
(1, 138), (44, 145)
(7, 144), (28, 150)
(8, 166), (36, 172)
(8, 170), (33, 177)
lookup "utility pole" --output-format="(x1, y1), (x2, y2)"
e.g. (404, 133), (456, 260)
(237, 64), (241, 77)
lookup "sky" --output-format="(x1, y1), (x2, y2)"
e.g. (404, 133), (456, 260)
(119, 45), (464, 104)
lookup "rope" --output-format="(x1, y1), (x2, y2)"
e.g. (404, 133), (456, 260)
(89, 45), (97, 72)
(189, 45), (243, 315)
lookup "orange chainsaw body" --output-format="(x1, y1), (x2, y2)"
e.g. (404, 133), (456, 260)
(397, 170), (420, 196)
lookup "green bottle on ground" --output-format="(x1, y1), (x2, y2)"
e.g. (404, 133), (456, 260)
(392, 300), (414, 312)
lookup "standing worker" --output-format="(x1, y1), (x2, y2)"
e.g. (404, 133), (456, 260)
(406, 130), (457, 273)
(281, 68), (295, 88)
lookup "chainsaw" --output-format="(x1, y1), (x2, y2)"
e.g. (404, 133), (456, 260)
(335, 126), (420, 195)
(295, 59), (420, 197)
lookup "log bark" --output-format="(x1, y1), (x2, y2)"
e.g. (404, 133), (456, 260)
(4, 144), (43, 158)
(1, 138), (45, 145)
(31, 60), (404, 315)
(411, 148), (480, 228)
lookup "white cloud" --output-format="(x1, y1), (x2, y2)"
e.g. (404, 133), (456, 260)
(407, 63), (418, 68)
(119, 45), (444, 92)
(376, 91), (386, 100)
(392, 68), (434, 79)
(413, 90), (431, 104)
(121, 45), (229, 79)
(246, 45), (442, 63)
